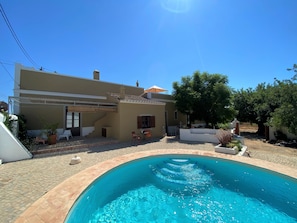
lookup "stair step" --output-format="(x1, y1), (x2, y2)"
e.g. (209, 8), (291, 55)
(158, 168), (188, 181)
(170, 158), (190, 165)
(152, 159), (212, 189)
(164, 162), (195, 171)
(154, 171), (190, 185)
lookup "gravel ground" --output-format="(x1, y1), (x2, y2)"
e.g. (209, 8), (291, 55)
(1, 135), (297, 223)
(242, 133), (297, 168)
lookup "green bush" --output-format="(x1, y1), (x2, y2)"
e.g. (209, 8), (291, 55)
(227, 139), (242, 151)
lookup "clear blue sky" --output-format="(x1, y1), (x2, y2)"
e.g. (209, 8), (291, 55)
(1, 0), (296, 103)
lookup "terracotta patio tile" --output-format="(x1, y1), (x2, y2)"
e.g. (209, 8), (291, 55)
(13, 149), (297, 222)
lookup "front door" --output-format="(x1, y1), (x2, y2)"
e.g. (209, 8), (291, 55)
(66, 111), (80, 136)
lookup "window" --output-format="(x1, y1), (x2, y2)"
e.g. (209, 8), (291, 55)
(174, 110), (178, 120)
(137, 116), (155, 129)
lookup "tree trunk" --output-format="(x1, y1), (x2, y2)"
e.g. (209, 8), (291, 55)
(257, 122), (265, 136)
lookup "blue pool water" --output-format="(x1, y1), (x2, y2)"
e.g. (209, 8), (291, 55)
(65, 155), (297, 223)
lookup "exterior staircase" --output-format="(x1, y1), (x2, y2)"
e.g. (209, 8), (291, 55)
(32, 137), (119, 158)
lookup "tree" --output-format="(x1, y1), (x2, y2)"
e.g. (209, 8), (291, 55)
(233, 83), (281, 136)
(287, 64), (297, 79)
(232, 64), (297, 136)
(252, 83), (278, 135)
(233, 88), (256, 123)
(270, 77), (297, 135)
(172, 71), (235, 127)
(172, 76), (200, 126)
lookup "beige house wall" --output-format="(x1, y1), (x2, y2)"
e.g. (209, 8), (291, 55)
(150, 93), (187, 127)
(92, 111), (120, 139)
(118, 102), (165, 141)
(20, 104), (64, 130)
(20, 69), (143, 97)
(165, 101), (186, 126)
(21, 103), (108, 134)
(149, 93), (171, 100)
(82, 102), (165, 141)
(89, 102), (165, 141)
(81, 111), (107, 127)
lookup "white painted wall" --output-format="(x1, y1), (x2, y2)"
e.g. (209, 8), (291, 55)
(82, 126), (95, 137)
(180, 128), (219, 143)
(269, 126), (297, 140)
(0, 113), (32, 163)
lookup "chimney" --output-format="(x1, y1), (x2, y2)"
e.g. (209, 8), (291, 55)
(93, 70), (100, 80)
(120, 86), (125, 99)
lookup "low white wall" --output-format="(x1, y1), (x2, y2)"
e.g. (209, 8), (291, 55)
(0, 121), (32, 163)
(29, 127), (94, 138)
(269, 126), (297, 140)
(180, 128), (219, 143)
(190, 128), (217, 134)
(82, 127), (95, 137)
(215, 145), (238, 155)
(28, 129), (64, 140)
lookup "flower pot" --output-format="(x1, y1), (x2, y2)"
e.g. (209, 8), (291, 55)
(48, 135), (57, 145)
(215, 144), (239, 155)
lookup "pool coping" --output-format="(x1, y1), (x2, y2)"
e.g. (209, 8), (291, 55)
(14, 149), (297, 223)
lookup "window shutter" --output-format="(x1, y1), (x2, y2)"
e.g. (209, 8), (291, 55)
(137, 116), (142, 129)
(150, 116), (155, 128)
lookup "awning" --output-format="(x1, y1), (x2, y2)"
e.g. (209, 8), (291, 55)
(9, 96), (117, 112)
(67, 105), (117, 112)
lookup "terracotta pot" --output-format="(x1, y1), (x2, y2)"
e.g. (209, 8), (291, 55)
(48, 134), (57, 145)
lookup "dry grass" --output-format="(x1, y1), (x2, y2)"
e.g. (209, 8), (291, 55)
(240, 122), (258, 133)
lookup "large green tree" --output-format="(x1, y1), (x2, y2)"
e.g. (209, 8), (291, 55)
(233, 83), (281, 136)
(172, 75), (200, 117)
(172, 71), (235, 127)
(233, 88), (256, 123)
(253, 83), (281, 135)
(271, 72), (297, 135)
(233, 64), (297, 136)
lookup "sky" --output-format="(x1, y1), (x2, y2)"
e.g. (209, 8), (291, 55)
(1, 0), (296, 103)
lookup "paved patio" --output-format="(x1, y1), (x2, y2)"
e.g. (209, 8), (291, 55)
(0, 136), (296, 223)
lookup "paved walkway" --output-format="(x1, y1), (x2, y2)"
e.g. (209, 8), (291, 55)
(0, 136), (296, 223)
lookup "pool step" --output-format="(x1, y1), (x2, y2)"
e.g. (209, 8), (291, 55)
(170, 158), (191, 165)
(151, 158), (212, 189)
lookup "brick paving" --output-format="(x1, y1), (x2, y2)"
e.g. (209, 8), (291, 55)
(0, 136), (297, 223)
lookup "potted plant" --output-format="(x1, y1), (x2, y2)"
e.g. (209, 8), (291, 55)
(45, 123), (59, 145)
(215, 129), (241, 155)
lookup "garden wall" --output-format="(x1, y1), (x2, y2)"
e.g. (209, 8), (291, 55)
(179, 128), (219, 143)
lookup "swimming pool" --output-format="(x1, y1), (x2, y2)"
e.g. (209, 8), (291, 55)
(65, 155), (297, 222)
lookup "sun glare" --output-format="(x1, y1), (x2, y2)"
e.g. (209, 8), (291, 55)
(161, 0), (192, 13)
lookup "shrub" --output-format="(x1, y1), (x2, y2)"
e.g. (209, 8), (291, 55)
(216, 129), (232, 147)
(217, 123), (230, 130)
(227, 139), (242, 151)
(1, 109), (12, 131)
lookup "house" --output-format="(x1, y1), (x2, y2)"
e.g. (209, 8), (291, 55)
(9, 64), (186, 141)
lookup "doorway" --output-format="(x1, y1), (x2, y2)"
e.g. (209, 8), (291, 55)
(66, 111), (81, 136)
